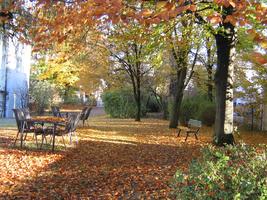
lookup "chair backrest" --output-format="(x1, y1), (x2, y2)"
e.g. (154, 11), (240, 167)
(12, 109), (25, 132)
(83, 107), (92, 120)
(21, 108), (31, 119)
(80, 106), (88, 120)
(51, 106), (62, 117)
(188, 119), (202, 128)
(65, 112), (81, 133)
(72, 112), (81, 132)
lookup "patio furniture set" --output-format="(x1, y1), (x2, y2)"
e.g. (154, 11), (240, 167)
(12, 106), (92, 151)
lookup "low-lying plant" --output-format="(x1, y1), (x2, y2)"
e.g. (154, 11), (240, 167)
(171, 144), (267, 200)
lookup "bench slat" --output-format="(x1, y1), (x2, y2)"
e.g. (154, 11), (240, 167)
(188, 119), (202, 128)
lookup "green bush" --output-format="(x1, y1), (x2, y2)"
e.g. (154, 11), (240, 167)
(63, 95), (82, 105)
(171, 144), (267, 200)
(146, 95), (161, 113)
(30, 81), (55, 115)
(102, 89), (146, 118)
(200, 104), (216, 126)
(180, 95), (215, 126)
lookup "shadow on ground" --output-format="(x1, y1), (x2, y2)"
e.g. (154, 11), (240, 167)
(0, 116), (208, 199)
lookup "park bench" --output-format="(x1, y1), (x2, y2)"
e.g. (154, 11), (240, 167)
(177, 119), (202, 141)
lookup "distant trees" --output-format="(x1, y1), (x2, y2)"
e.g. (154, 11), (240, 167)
(107, 25), (158, 121)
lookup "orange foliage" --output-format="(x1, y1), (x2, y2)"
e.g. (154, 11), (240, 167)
(0, 116), (266, 198)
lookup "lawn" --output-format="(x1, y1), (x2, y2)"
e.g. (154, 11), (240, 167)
(0, 116), (266, 199)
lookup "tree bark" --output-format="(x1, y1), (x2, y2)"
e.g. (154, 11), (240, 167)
(169, 49), (187, 128)
(214, 27), (235, 145)
(263, 84), (267, 131)
(135, 76), (141, 121)
(206, 39), (213, 102)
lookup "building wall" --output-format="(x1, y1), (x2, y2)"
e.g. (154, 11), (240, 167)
(0, 34), (31, 118)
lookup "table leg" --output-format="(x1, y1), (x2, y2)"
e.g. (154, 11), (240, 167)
(20, 121), (25, 148)
(52, 123), (56, 151)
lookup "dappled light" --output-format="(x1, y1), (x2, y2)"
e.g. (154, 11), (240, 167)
(1, 115), (266, 198)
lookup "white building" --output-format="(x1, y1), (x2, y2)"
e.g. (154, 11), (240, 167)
(0, 34), (31, 118)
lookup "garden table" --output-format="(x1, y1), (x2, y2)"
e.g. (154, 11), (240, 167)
(24, 116), (66, 151)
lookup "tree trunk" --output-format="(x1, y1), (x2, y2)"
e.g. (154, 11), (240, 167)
(206, 40), (213, 102)
(169, 47), (187, 128)
(214, 32), (235, 146)
(135, 86), (141, 121)
(135, 65), (141, 122)
(162, 96), (168, 120)
(263, 83), (267, 131)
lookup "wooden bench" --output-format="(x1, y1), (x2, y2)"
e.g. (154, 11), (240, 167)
(177, 119), (202, 141)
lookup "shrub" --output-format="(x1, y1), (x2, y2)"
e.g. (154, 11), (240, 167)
(30, 81), (55, 114)
(146, 95), (161, 113)
(63, 95), (82, 105)
(200, 104), (216, 126)
(102, 89), (146, 118)
(171, 144), (267, 200)
(180, 97), (200, 125)
(180, 95), (216, 126)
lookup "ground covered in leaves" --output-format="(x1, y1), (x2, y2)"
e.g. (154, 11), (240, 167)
(0, 116), (266, 199)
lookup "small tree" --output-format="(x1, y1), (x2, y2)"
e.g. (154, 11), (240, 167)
(14, 81), (29, 108)
(30, 80), (55, 115)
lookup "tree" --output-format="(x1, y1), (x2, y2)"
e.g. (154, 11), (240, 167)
(167, 17), (199, 128)
(196, 34), (216, 102)
(107, 22), (159, 121)
(31, 27), (110, 100)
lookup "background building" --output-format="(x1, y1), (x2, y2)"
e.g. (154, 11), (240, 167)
(0, 34), (31, 118)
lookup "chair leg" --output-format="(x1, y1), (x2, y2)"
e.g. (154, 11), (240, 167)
(13, 131), (20, 147)
(69, 132), (73, 144)
(61, 135), (66, 148)
(34, 134), (38, 148)
(23, 133), (28, 141)
(20, 132), (24, 148)
(73, 131), (78, 144)
(185, 132), (189, 141)
(195, 133), (198, 140)
(44, 135), (48, 144)
(177, 129), (181, 137)
(40, 135), (45, 149)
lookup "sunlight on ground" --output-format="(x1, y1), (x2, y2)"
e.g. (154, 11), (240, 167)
(0, 116), (266, 198)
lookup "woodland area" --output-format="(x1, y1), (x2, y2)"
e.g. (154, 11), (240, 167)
(0, 0), (267, 199)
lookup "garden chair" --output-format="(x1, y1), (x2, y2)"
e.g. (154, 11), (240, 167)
(44, 112), (81, 148)
(69, 112), (82, 144)
(12, 109), (42, 147)
(80, 107), (92, 127)
(21, 108), (35, 140)
(177, 119), (202, 141)
(51, 106), (62, 118)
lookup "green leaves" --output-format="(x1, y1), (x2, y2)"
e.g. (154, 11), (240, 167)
(172, 144), (267, 200)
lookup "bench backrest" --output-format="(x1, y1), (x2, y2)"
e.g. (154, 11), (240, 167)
(188, 119), (202, 128)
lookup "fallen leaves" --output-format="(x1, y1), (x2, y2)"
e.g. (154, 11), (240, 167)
(0, 116), (266, 198)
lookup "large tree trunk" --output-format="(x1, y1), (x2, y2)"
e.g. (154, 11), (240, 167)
(214, 30), (235, 146)
(169, 49), (187, 128)
(168, 67), (187, 128)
